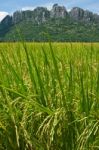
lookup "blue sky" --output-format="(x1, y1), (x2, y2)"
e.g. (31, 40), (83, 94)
(0, 0), (99, 21)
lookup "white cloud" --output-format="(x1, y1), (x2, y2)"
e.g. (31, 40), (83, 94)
(67, 9), (71, 12)
(43, 3), (53, 10)
(0, 11), (8, 22)
(22, 6), (35, 11)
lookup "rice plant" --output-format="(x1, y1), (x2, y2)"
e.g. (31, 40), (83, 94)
(0, 42), (99, 150)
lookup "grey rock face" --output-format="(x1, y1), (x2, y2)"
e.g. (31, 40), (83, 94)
(70, 7), (84, 20)
(12, 11), (22, 24)
(83, 10), (93, 22)
(1, 3), (99, 26)
(13, 10), (34, 22)
(50, 4), (68, 18)
(22, 10), (34, 20)
(12, 7), (50, 24)
(69, 7), (99, 22)
(33, 7), (50, 24)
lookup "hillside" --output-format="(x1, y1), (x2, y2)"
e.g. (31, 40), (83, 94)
(0, 4), (99, 42)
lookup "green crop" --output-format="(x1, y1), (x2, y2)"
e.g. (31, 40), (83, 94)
(0, 42), (99, 150)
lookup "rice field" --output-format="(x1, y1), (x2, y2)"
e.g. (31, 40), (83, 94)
(0, 42), (99, 150)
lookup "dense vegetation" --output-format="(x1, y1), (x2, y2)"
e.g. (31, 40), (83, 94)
(1, 18), (99, 42)
(0, 42), (99, 150)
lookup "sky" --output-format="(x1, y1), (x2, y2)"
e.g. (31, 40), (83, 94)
(0, 0), (99, 21)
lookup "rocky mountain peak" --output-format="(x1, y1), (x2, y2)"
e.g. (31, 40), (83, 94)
(33, 7), (50, 24)
(1, 15), (12, 26)
(0, 3), (99, 42)
(50, 4), (68, 18)
(69, 7), (99, 22)
(12, 11), (22, 24)
(70, 7), (84, 20)
(1, 4), (99, 26)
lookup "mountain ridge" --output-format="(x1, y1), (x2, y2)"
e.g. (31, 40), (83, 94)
(0, 4), (99, 42)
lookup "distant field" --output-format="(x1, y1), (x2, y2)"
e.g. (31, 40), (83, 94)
(0, 42), (99, 150)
